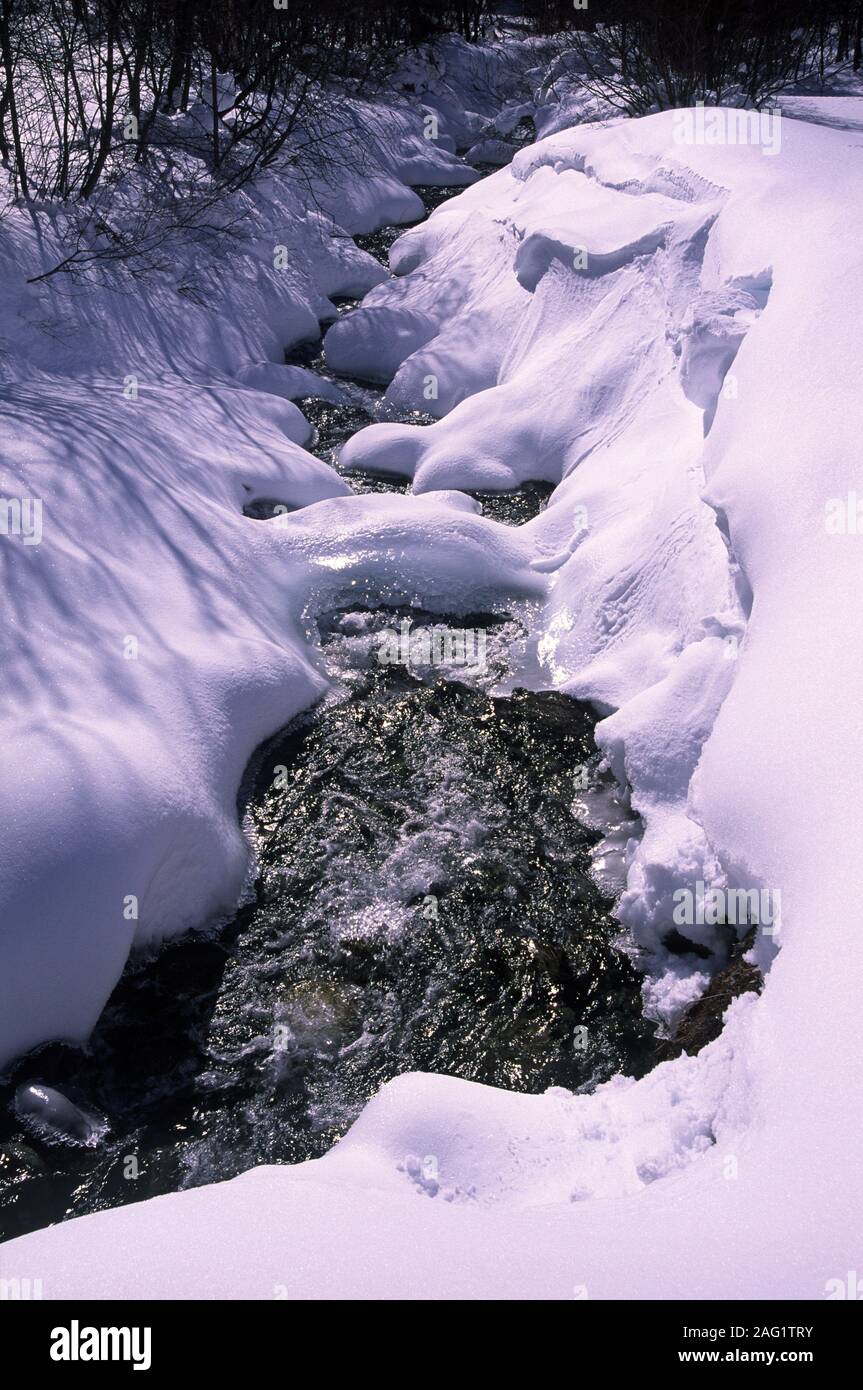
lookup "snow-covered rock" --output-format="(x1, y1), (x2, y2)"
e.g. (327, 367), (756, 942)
(466, 138), (518, 167)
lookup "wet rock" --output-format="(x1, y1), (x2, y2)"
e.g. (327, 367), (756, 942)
(657, 929), (762, 1060)
(13, 1084), (107, 1148)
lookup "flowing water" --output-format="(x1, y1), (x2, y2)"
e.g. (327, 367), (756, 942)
(0, 176), (655, 1244)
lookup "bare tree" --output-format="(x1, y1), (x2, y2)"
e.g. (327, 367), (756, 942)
(541, 1), (854, 112)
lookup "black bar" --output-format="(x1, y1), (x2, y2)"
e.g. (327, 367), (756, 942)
(6, 1298), (859, 1373)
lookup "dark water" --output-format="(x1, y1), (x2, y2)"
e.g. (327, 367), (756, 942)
(0, 168), (655, 1244)
(471, 481), (554, 524)
(0, 607), (653, 1240)
(355, 184), (470, 264)
(300, 395), (430, 495)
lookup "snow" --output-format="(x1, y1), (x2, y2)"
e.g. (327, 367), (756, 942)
(466, 137), (518, 166)
(3, 51), (863, 1300)
(0, 84), (485, 1070)
(388, 33), (557, 151)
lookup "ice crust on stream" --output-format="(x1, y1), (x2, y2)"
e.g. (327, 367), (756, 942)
(2, 44), (863, 1297)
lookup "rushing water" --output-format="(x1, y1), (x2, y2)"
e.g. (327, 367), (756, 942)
(0, 174), (655, 1244)
(354, 182), (470, 265)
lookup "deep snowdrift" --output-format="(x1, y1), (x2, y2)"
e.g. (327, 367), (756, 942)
(2, 83), (863, 1298)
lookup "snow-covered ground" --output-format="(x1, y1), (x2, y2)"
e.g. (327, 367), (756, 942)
(2, 40), (863, 1298)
